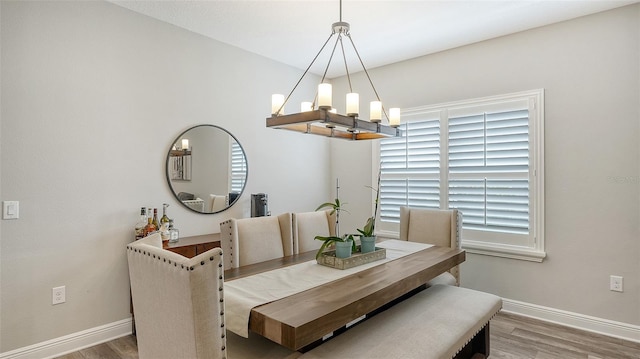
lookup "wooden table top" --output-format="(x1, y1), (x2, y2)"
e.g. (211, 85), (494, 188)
(163, 233), (220, 249)
(224, 243), (465, 351)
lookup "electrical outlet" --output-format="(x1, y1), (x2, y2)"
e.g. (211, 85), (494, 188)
(610, 275), (623, 292)
(52, 286), (66, 305)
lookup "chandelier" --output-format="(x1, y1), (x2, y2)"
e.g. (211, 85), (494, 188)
(266, 0), (401, 141)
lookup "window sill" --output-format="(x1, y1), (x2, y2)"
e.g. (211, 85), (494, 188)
(462, 240), (546, 262)
(376, 231), (546, 262)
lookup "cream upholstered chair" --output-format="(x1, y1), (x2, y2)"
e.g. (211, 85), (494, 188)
(127, 233), (299, 359)
(292, 210), (336, 253)
(127, 233), (225, 359)
(399, 207), (462, 286)
(219, 213), (294, 269)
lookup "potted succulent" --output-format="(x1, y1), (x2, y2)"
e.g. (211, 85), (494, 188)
(356, 168), (381, 253)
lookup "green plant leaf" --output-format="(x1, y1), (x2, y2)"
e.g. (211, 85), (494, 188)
(315, 239), (333, 259)
(356, 216), (375, 237)
(315, 202), (336, 211)
(315, 234), (355, 259)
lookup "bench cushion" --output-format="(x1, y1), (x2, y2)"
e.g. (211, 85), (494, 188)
(299, 284), (502, 359)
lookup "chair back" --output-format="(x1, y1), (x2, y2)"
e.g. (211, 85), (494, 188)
(127, 234), (226, 359)
(292, 210), (336, 253)
(399, 207), (462, 284)
(219, 213), (294, 269)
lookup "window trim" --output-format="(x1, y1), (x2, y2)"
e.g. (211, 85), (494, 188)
(374, 89), (545, 262)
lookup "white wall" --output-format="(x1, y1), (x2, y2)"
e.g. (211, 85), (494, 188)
(332, 4), (640, 326)
(0, 0), (331, 352)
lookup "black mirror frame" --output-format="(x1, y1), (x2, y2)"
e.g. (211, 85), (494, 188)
(165, 124), (248, 214)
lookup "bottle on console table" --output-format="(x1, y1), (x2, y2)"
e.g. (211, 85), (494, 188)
(134, 207), (147, 240)
(168, 219), (179, 243)
(160, 222), (170, 244)
(160, 203), (170, 227)
(152, 208), (159, 230)
(143, 210), (157, 237)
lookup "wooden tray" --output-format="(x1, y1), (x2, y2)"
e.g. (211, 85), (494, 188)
(316, 246), (386, 270)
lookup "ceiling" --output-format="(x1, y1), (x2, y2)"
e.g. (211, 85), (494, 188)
(111, 0), (637, 79)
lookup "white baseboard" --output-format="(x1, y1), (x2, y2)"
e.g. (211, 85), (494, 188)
(3, 301), (640, 359)
(502, 298), (640, 343)
(0, 318), (132, 359)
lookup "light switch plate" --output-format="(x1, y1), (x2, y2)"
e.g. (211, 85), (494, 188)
(3, 201), (19, 220)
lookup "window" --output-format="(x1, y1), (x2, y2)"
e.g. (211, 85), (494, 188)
(376, 90), (545, 261)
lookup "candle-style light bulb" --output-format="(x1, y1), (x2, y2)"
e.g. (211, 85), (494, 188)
(271, 94), (285, 115)
(318, 83), (332, 109)
(370, 101), (382, 122)
(346, 93), (359, 117)
(389, 108), (401, 127)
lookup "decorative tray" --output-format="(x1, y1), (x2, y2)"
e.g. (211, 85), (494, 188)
(316, 246), (386, 270)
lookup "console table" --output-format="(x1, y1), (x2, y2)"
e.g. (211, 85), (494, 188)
(163, 233), (221, 258)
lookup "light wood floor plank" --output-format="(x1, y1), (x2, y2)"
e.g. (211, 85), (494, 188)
(54, 312), (640, 358)
(77, 343), (121, 359)
(106, 336), (138, 359)
(54, 352), (85, 359)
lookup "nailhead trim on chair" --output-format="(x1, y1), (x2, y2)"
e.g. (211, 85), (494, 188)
(220, 219), (234, 267)
(126, 246), (225, 273)
(128, 241), (228, 357)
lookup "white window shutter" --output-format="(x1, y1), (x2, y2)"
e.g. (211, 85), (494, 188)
(448, 109), (530, 235)
(376, 90), (545, 261)
(380, 119), (441, 223)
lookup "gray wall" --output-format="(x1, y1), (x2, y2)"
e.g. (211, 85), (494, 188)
(1, 0), (639, 354)
(332, 4), (640, 326)
(0, 0), (330, 352)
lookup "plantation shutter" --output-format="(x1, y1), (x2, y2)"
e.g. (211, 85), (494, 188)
(375, 90), (544, 260)
(379, 119), (441, 223)
(447, 109), (530, 234)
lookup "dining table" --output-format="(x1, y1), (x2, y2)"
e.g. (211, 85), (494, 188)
(223, 239), (466, 351)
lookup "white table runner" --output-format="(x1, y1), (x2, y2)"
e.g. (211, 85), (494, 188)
(224, 240), (432, 337)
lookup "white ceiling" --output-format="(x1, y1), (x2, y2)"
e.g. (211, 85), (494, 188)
(111, 0), (637, 79)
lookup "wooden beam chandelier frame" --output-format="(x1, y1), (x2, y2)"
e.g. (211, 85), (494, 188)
(266, 0), (401, 141)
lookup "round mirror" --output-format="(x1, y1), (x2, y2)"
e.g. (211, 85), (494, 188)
(166, 125), (248, 214)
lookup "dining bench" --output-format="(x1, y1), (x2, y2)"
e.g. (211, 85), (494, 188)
(298, 284), (502, 359)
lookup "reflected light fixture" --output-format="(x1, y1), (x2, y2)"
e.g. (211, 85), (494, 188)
(266, 0), (401, 140)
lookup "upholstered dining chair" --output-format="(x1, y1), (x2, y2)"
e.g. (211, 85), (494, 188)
(219, 213), (294, 269)
(292, 210), (336, 253)
(127, 233), (300, 359)
(399, 207), (462, 286)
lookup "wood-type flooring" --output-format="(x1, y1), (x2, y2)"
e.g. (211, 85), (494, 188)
(55, 312), (640, 359)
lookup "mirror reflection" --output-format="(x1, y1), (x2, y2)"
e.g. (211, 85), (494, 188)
(166, 125), (248, 214)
